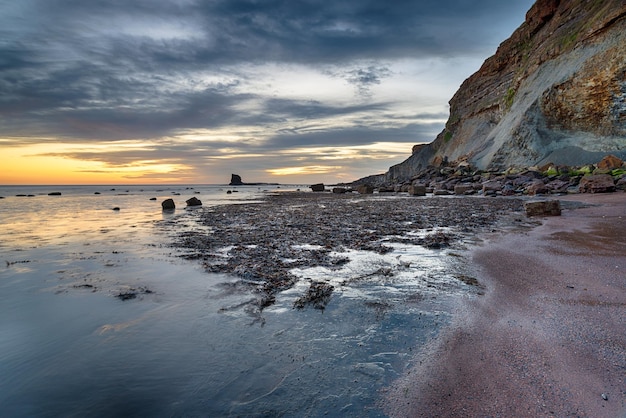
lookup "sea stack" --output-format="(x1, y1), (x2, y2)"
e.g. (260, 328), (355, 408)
(229, 174), (244, 186)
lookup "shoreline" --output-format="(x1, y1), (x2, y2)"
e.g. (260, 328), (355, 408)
(383, 193), (626, 417)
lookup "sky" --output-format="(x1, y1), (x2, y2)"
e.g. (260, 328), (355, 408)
(0, 0), (535, 185)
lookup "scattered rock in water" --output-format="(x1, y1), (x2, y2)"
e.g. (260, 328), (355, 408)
(293, 281), (334, 310)
(162, 198), (176, 210)
(226, 190), (232, 194)
(149, 197), (157, 201)
(114, 286), (153, 301)
(73, 284), (96, 291)
(455, 274), (481, 287)
(116, 292), (136, 301)
(310, 183), (325, 192)
(6, 260), (31, 267)
(94, 192), (101, 195)
(186, 197), (202, 206)
(48, 192), (62, 196)
(112, 207), (120, 211)
(524, 200), (561, 217)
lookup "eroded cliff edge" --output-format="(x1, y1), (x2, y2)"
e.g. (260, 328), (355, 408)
(384, 0), (626, 183)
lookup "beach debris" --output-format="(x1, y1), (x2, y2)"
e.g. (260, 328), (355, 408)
(523, 200), (561, 217)
(162, 198), (176, 210)
(186, 197), (202, 206)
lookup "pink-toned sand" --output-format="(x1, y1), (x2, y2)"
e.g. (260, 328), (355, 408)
(384, 193), (626, 417)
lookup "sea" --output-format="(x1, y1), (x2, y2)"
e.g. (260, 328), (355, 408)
(0, 185), (470, 417)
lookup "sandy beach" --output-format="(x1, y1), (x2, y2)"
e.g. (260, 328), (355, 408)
(384, 192), (626, 417)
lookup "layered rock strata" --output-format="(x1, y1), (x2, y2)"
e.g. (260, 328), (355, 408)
(384, 0), (626, 183)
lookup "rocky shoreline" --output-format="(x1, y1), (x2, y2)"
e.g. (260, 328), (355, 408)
(349, 154), (626, 197)
(172, 192), (544, 320)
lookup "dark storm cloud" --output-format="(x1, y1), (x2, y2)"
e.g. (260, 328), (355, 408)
(265, 121), (444, 150)
(261, 98), (389, 120)
(0, 0), (534, 172)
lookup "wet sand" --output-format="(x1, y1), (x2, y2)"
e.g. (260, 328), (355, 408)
(384, 193), (626, 417)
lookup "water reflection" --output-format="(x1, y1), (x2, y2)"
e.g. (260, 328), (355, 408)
(0, 185), (465, 417)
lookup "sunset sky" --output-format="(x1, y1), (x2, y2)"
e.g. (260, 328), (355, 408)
(0, 0), (534, 185)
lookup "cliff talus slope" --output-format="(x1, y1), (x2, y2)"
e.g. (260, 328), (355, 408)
(387, 0), (626, 183)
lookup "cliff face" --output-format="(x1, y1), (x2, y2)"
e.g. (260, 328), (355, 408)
(386, 0), (626, 183)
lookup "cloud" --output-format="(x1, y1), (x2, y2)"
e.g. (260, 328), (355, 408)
(0, 0), (535, 183)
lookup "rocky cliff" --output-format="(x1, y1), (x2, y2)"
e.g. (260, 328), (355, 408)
(385, 0), (626, 183)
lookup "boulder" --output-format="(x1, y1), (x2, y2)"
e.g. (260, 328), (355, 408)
(578, 174), (616, 193)
(482, 180), (502, 194)
(433, 189), (452, 196)
(310, 183), (325, 192)
(525, 179), (549, 195)
(454, 184), (473, 195)
(408, 185), (426, 196)
(356, 184), (374, 194)
(616, 175), (626, 191)
(332, 187), (348, 194)
(186, 197), (202, 206)
(162, 198), (176, 210)
(545, 179), (569, 194)
(524, 200), (561, 217)
(596, 155), (623, 170)
(48, 192), (62, 196)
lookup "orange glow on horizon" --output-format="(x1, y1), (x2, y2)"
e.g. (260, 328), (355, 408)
(1, 143), (192, 185)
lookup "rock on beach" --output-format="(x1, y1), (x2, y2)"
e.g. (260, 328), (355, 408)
(162, 198), (176, 210)
(186, 197), (202, 206)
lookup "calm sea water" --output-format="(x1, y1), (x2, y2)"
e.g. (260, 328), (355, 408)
(0, 185), (468, 417)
